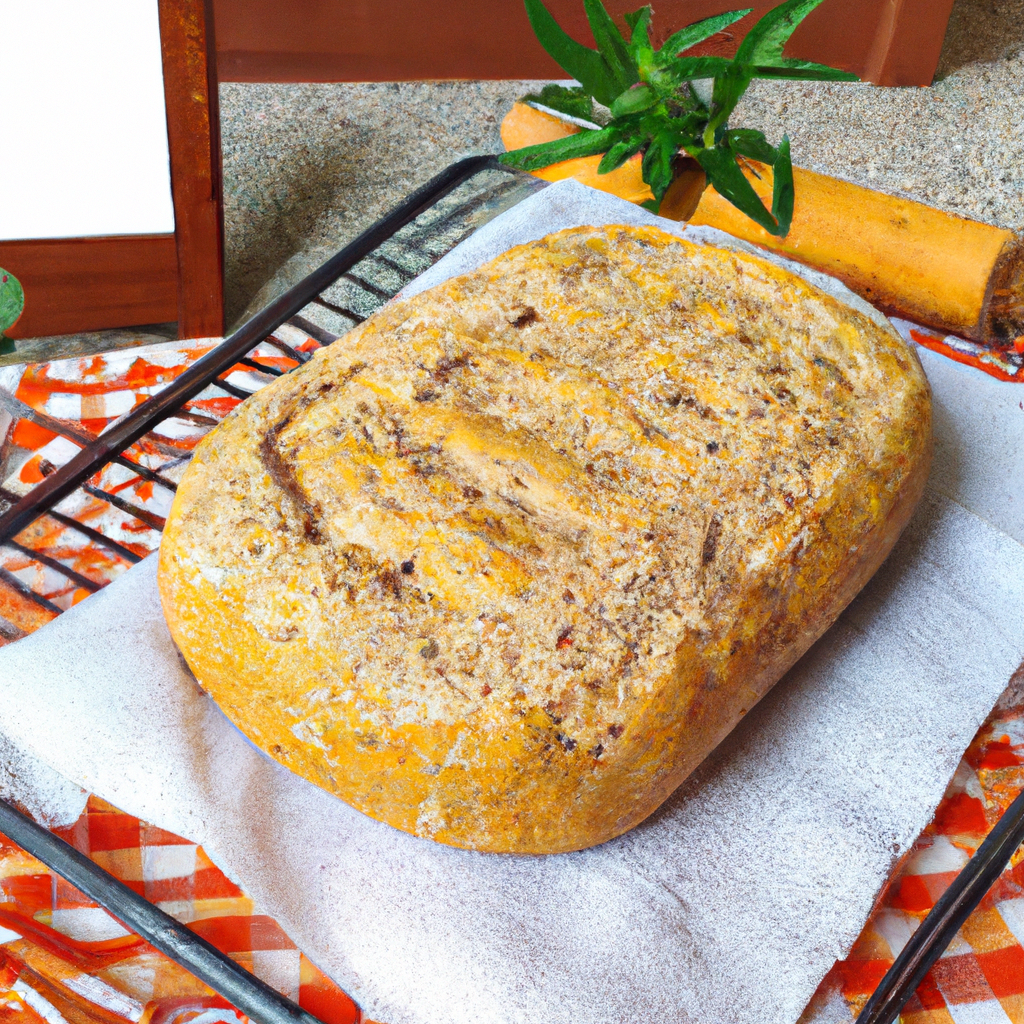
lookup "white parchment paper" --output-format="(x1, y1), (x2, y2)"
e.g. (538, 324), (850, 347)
(2, 182), (1024, 1024)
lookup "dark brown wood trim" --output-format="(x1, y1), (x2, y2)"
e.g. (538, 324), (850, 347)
(159, 0), (225, 339)
(212, 0), (955, 87)
(0, 236), (177, 340)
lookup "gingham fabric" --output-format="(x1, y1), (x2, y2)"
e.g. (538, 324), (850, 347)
(0, 795), (362, 1024)
(0, 336), (310, 628)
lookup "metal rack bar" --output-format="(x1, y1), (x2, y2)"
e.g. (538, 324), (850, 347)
(340, 271), (392, 302)
(238, 356), (285, 377)
(282, 317), (337, 349)
(365, 253), (416, 280)
(112, 455), (179, 492)
(0, 616), (26, 642)
(311, 296), (365, 324)
(19, 502), (144, 564)
(0, 797), (341, 1024)
(172, 409), (221, 428)
(0, 388), (95, 446)
(265, 334), (313, 364)
(0, 564), (63, 614)
(2, 539), (102, 593)
(81, 483), (167, 532)
(211, 377), (255, 400)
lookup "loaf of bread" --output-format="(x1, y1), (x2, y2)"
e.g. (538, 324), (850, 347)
(159, 224), (931, 854)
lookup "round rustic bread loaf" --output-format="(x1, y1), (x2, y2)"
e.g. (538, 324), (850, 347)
(159, 224), (931, 854)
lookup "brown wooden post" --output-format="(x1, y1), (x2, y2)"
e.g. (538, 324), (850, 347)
(158, 0), (225, 339)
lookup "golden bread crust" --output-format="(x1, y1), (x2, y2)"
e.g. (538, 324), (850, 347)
(159, 225), (932, 853)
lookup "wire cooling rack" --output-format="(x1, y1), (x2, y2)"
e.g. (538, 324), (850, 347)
(0, 156), (542, 622)
(0, 153), (1021, 1024)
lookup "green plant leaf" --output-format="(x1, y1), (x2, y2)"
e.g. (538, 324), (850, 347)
(623, 7), (649, 34)
(583, 0), (639, 94)
(706, 62), (753, 141)
(655, 9), (751, 63)
(0, 268), (25, 336)
(641, 129), (677, 205)
(624, 5), (654, 66)
(524, 0), (621, 105)
(499, 125), (621, 170)
(0, 336), (15, 356)
(752, 60), (858, 81)
(522, 83), (596, 121)
(735, 0), (825, 65)
(514, 0), (852, 236)
(598, 134), (646, 173)
(647, 55), (734, 89)
(610, 82), (660, 117)
(771, 134), (795, 234)
(696, 145), (783, 235)
(724, 127), (777, 163)
(665, 111), (705, 140)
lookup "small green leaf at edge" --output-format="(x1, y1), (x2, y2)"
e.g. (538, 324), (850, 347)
(624, 6), (652, 47)
(623, 6), (649, 32)
(656, 9), (752, 63)
(0, 335), (15, 356)
(524, 0), (621, 106)
(0, 268), (25, 336)
(583, 0), (639, 94)
(648, 54), (734, 88)
(697, 145), (783, 236)
(707, 63), (753, 138)
(735, 0), (826, 65)
(499, 125), (621, 171)
(771, 134), (795, 235)
(625, 5), (655, 73)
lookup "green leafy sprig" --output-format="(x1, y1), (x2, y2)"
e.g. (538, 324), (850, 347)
(500, 0), (857, 235)
(0, 268), (24, 356)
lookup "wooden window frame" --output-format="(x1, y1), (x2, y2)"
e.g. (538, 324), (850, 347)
(1, 0), (224, 343)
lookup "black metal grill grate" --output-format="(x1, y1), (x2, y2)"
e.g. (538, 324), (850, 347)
(0, 157), (543, 632)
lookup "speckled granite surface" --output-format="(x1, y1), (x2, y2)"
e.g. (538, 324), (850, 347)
(219, 80), (528, 328)
(7, 0), (1023, 358)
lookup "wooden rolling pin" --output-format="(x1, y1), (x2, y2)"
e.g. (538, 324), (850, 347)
(502, 102), (1024, 347)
